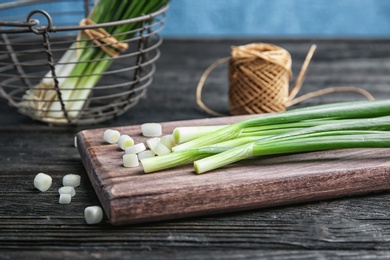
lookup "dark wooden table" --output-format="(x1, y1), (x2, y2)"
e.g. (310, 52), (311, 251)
(2, 38), (390, 259)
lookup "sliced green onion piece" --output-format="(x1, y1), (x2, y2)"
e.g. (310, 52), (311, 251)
(84, 206), (103, 225)
(146, 137), (160, 151)
(63, 174), (81, 187)
(59, 194), (72, 204)
(125, 143), (146, 154)
(141, 123), (162, 137)
(33, 173), (52, 192)
(123, 154), (139, 167)
(118, 135), (134, 150)
(103, 129), (121, 144)
(160, 134), (176, 150)
(137, 150), (155, 160)
(153, 143), (171, 156)
(58, 186), (76, 197)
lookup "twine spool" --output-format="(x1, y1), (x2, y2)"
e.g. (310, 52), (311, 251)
(228, 43), (292, 115)
(196, 42), (374, 117)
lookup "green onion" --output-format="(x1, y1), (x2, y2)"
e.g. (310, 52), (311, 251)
(142, 147), (227, 173)
(141, 136), (263, 173)
(172, 119), (339, 144)
(194, 114), (390, 173)
(141, 100), (390, 174)
(22, 0), (169, 122)
(172, 100), (390, 152)
(194, 132), (390, 174)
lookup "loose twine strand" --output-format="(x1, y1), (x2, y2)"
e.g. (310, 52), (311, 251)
(196, 43), (374, 117)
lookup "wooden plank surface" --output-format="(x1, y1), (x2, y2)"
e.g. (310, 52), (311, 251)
(77, 115), (390, 225)
(4, 38), (390, 259)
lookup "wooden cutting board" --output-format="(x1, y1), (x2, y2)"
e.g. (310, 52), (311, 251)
(76, 115), (390, 225)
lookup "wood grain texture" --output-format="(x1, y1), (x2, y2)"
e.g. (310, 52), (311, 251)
(3, 38), (390, 259)
(77, 115), (390, 225)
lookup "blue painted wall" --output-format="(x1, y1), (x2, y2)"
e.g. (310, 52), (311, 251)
(1, 0), (390, 37)
(162, 0), (390, 37)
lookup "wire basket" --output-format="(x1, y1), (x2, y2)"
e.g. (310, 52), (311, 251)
(0, 0), (168, 125)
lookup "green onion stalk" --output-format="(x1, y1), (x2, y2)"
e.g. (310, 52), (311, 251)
(22, 0), (169, 122)
(141, 100), (390, 174)
(172, 99), (390, 152)
(173, 119), (341, 144)
(193, 132), (390, 174)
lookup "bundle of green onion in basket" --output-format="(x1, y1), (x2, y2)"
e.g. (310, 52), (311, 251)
(22, 0), (169, 122)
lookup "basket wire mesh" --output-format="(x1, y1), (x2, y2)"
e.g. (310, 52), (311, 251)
(0, 0), (168, 125)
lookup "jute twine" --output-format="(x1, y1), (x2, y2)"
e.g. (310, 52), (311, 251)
(78, 18), (129, 57)
(196, 43), (374, 116)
